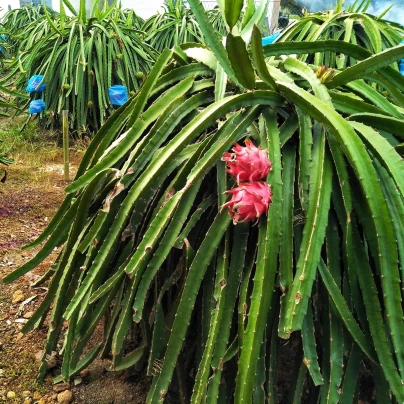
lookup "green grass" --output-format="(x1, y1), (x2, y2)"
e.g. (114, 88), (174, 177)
(0, 118), (85, 184)
(0, 118), (56, 156)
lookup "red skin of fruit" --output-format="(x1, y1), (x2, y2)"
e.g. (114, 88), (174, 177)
(221, 139), (272, 184)
(222, 181), (272, 223)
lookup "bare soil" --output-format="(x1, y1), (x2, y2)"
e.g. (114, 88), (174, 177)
(0, 149), (152, 403)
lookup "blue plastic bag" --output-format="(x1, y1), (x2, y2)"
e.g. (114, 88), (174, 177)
(108, 85), (128, 106)
(262, 33), (280, 46)
(397, 40), (404, 75)
(29, 99), (46, 114)
(26, 75), (46, 93)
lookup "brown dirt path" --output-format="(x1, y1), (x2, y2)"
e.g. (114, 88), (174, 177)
(0, 149), (155, 403)
(0, 152), (70, 402)
(0, 149), (76, 403)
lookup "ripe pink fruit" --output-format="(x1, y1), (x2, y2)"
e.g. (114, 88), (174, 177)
(222, 181), (272, 223)
(222, 140), (271, 183)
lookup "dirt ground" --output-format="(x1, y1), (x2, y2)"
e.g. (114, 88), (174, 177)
(0, 147), (153, 403)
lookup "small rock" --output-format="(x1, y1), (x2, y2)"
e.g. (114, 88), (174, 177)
(46, 356), (57, 370)
(15, 318), (28, 324)
(37, 399), (46, 404)
(33, 392), (42, 400)
(6, 391), (16, 399)
(73, 377), (82, 386)
(24, 399), (32, 404)
(35, 351), (44, 362)
(22, 391), (31, 398)
(23, 311), (34, 319)
(79, 369), (89, 378)
(52, 384), (70, 393)
(11, 290), (24, 304)
(9, 310), (17, 315)
(18, 296), (37, 311)
(57, 390), (73, 403)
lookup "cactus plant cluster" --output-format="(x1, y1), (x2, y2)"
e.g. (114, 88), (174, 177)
(275, 0), (404, 67)
(3, 0), (404, 402)
(0, 1), (227, 133)
(0, 1), (155, 133)
(142, 0), (227, 53)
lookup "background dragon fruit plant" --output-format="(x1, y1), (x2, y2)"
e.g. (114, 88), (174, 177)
(3, 0), (404, 402)
(0, 0), (156, 134)
(274, 0), (404, 66)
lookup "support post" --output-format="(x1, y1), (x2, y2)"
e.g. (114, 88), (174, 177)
(267, 0), (281, 33)
(62, 110), (69, 181)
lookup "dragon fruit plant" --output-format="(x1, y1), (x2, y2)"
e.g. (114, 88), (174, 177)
(274, 0), (404, 67)
(3, 0), (404, 402)
(0, 0), (156, 133)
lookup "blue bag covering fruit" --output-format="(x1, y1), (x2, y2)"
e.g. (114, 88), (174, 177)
(26, 75), (46, 93)
(0, 35), (5, 52)
(400, 40), (404, 75)
(29, 99), (46, 114)
(108, 85), (128, 106)
(261, 33), (280, 46)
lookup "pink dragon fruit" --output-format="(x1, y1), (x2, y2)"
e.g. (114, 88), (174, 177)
(222, 181), (272, 223)
(222, 140), (271, 183)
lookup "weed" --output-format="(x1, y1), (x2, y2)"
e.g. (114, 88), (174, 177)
(0, 118), (59, 169)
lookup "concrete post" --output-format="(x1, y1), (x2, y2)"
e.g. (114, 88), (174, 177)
(267, 0), (280, 33)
